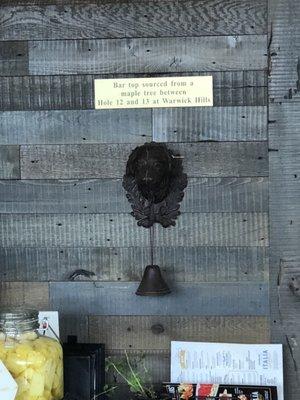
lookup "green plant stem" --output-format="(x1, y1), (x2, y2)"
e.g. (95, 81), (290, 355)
(125, 350), (147, 396)
(110, 362), (137, 389)
(94, 385), (118, 399)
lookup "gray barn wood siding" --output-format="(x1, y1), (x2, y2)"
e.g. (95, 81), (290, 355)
(0, 106), (266, 144)
(268, 0), (300, 398)
(0, 1), (267, 40)
(20, 142), (268, 179)
(0, 71), (267, 110)
(26, 36), (267, 75)
(0, 213), (269, 247)
(0, 246), (269, 282)
(0, 0), (298, 396)
(0, 177), (269, 213)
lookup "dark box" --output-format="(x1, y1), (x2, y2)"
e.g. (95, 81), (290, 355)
(63, 336), (105, 400)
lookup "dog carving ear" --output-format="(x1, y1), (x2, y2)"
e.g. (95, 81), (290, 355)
(126, 146), (140, 177)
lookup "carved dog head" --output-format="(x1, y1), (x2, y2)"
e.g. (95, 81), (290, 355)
(125, 142), (175, 203)
(123, 142), (187, 227)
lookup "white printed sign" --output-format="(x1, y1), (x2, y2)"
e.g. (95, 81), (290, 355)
(95, 76), (213, 109)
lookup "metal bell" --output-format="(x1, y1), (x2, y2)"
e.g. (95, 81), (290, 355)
(136, 265), (171, 296)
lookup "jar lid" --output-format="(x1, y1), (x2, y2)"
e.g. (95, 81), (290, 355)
(0, 309), (39, 334)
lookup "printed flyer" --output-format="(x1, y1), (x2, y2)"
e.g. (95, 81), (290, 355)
(164, 383), (278, 399)
(171, 342), (283, 400)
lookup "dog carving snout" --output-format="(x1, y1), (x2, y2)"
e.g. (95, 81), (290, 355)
(142, 176), (153, 182)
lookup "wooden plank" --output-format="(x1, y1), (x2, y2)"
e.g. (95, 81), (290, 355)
(28, 36), (267, 75)
(0, 1), (267, 40)
(107, 349), (170, 384)
(0, 282), (49, 309)
(59, 315), (89, 343)
(0, 75), (93, 111)
(0, 213), (269, 248)
(0, 177), (268, 213)
(153, 106), (267, 142)
(0, 71), (267, 111)
(50, 281), (269, 316)
(275, 260), (300, 321)
(270, 258), (300, 396)
(0, 145), (20, 179)
(0, 109), (152, 144)
(269, 103), (300, 397)
(89, 316), (270, 350)
(212, 70), (267, 107)
(269, 104), (300, 257)
(268, 0), (300, 103)
(20, 142), (268, 179)
(0, 41), (28, 76)
(0, 246), (269, 283)
(1, 106), (268, 144)
(269, 0), (300, 394)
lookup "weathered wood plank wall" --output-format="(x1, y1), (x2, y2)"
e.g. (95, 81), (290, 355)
(0, 1), (267, 39)
(19, 142), (268, 178)
(268, 0), (300, 398)
(5, 0), (300, 394)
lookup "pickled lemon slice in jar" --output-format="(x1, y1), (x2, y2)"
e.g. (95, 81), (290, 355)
(0, 335), (63, 400)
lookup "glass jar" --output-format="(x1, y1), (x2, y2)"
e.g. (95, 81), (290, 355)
(0, 309), (63, 400)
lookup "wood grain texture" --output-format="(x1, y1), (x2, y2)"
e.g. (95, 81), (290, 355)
(0, 75), (93, 111)
(0, 177), (268, 214)
(0, 246), (269, 283)
(0, 282), (49, 309)
(0, 0), (274, 388)
(0, 145), (20, 179)
(0, 106), (267, 144)
(0, 213), (269, 247)
(0, 71), (267, 111)
(269, 0), (300, 394)
(268, 0), (300, 103)
(89, 316), (270, 350)
(270, 257), (300, 394)
(269, 104), (300, 258)
(153, 106), (267, 142)
(0, 41), (28, 76)
(0, 109), (152, 144)
(276, 259), (300, 320)
(20, 142), (268, 179)
(28, 36), (267, 75)
(0, 1), (267, 40)
(107, 349), (170, 384)
(60, 314), (89, 343)
(50, 281), (269, 316)
(269, 101), (300, 397)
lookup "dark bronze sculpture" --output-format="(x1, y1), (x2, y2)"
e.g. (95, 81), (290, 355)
(123, 142), (188, 296)
(123, 142), (187, 228)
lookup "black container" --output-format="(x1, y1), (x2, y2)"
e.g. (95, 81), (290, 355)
(63, 336), (105, 400)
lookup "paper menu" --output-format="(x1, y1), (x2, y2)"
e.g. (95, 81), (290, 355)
(171, 341), (283, 400)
